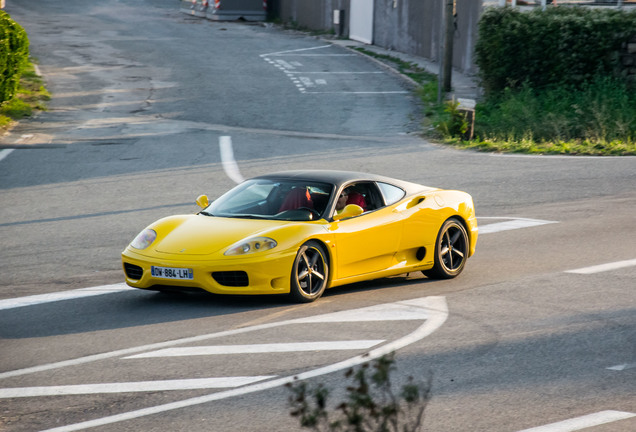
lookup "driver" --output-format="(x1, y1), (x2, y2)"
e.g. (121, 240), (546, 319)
(335, 188), (350, 213)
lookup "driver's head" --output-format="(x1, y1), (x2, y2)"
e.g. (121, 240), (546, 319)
(336, 188), (351, 210)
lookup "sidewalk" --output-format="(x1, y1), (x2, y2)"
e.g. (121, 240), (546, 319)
(328, 38), (481, 103)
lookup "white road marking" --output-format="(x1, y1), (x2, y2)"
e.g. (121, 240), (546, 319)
(565, 259), (636, 274)
(0, 148), (14, 162)
(297, 301), (430, 322)
(260, 45), (333, 57)
(516, 410), (636, 432)
(36, 296), (448, 432)
(261, 45), (402, 95)
(0, 377), (275, 398)
(274, 59), (295, 69)
(0, 283), (133, 311)
(477, 217), (558, 234)
(219, 135), (244, 184)
(299, 76), (314, 87)
(606, 362), (636, 371)
(124, 340), (384, 359)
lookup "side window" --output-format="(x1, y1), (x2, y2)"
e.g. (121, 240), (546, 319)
(377, 182), (405, 205)
(335, 182), (383, 216)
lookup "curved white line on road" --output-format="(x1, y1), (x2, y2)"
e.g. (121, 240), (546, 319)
(219, 135), (244, 184)
(39, 296), (448, 432)
(0, 149), (14, 162)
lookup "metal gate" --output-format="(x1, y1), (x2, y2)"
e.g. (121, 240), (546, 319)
(349, 0), (374, 44)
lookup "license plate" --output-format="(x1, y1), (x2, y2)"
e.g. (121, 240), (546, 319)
(151, 266), (193, 280)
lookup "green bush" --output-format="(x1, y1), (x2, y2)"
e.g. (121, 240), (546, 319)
(476, 7), (636, 97)
(0, 11), (29, 103)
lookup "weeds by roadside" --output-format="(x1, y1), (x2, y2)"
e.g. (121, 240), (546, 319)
(0, 58), (49, 132)
(287, 353), (433, 432)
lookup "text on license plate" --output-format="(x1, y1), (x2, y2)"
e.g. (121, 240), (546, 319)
(151, 266), (193, 280)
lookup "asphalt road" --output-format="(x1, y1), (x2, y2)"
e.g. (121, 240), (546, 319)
(1, 1), (635, 431)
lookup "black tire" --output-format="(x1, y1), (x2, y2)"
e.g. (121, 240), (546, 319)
(423, 218), (469, 279)
(289, 241), (329, 303)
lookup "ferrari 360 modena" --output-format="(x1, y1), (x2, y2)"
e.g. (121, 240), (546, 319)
(122, 170), (478, 302)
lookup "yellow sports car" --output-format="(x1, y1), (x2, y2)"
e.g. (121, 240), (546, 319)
(122, 170), (477, 302)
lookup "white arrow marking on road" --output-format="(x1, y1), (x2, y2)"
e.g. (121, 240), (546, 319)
(565, 258), (636, 274)
(516, 410), (636, 432)
(477, 217), (558, 234)
(34, 296), (447, 432)
(0, 377), (275, 398)
(124, 340), (384, 359)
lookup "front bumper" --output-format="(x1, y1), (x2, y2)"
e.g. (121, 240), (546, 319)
(122, 247), (297, 295)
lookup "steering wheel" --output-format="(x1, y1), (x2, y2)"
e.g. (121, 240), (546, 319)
(298, 207), (321, 220)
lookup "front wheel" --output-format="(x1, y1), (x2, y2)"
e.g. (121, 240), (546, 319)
(289, 241), (329, 303)
(423, 218), (469, 279)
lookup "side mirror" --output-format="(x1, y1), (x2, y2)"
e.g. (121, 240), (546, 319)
(332, 204), (364, 221)
(196, 194), (209, 209)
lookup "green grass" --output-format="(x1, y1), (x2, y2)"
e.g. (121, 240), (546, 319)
(446, 136), (636, 156)
(464, 77), (636, 155)
(0, 58), (50, 130)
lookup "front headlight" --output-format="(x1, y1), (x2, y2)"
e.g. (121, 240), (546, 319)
(225, 237), (277, 256)
(130, 229), (157, 250)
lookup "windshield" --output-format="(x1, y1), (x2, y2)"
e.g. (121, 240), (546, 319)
(204, 179), (334, 221)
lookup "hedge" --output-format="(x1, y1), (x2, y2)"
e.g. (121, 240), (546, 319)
(475, 7), (636, 98)
(0, 11), (29, 104)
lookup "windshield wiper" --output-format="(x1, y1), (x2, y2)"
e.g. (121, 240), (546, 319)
(230, 214), (268, 220)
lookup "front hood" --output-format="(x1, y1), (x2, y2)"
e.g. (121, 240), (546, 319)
(151, 215), (290, 256)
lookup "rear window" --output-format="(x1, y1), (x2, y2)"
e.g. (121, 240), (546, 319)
(378, 182), (405, 205)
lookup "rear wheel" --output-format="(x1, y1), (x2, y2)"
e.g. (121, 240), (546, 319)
(289, 241), (329, 303)
(423, 218), (469, 279)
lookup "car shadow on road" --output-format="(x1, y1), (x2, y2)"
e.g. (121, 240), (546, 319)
(0, 275), (438, 339)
